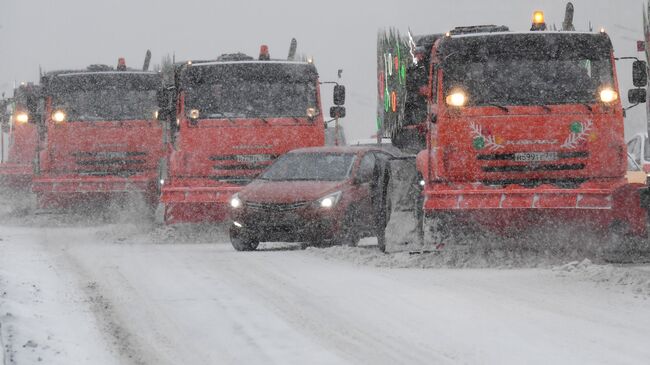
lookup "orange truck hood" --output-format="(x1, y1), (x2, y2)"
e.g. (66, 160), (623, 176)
(169, 119), (325, 183)
(438, 108), (625, 183)
(43, 120), (163, 176)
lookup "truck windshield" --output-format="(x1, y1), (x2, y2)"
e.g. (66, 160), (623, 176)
(48, 72), (159, 121)
(259, 152), (355, 181)
(183, 63), (318, 119)
(441, 33), (614, 106)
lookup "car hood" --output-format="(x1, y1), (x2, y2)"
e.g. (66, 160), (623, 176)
(240, 180), (347, 203)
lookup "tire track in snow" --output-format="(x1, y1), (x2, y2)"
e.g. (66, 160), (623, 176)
(210, 254), (458, 364)
(36, 230), (157, 365)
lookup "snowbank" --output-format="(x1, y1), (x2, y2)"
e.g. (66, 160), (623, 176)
(555, 259), (650, 298)
(305, 236), (599, 269)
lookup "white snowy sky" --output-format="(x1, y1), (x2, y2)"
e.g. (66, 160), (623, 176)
(0, 0), (646, 139)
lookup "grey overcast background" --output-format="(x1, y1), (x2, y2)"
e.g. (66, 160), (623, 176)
(0, 0), (646, 140)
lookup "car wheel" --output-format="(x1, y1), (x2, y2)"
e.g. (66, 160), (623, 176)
(229, 226), (259, 251)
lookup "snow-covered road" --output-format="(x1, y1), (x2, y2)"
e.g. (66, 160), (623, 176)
(1, 222), (650, 364)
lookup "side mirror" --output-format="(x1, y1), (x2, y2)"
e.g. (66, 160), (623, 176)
(628, 88), (647, 104)
(156, 86), (176, 121)
(330, 106), (346, 119)
(156, 108), (171, 121)
(333, 85), (345, 106)
(633, 60), (648, 88)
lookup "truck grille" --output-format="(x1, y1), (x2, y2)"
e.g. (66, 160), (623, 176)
(246, 201), (309, 212)
(482, 164), (585, 173)
(477, 151), (588, 161)
(478, 151), (587, 173)
(73, 151), (147, 176)
(210, 154), (278, 183)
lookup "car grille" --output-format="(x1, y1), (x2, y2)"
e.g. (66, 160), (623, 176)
(245, 201), (309, 212)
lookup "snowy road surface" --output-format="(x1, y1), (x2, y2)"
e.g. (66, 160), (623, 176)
(1, 222), (650, 364)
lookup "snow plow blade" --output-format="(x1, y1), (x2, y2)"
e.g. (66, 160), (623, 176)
(384, 156), (424, 252)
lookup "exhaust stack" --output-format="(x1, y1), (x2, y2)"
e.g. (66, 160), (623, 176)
(288, 38), (297, 61)
(143, 50), (152, 71)
(562, 2), (575, 31)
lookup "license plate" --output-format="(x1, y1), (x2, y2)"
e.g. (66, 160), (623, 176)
(514, 152), (558, 162)
(235, 154), (272, 163)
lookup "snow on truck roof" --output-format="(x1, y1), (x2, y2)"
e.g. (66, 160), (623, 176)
(57, 71), (158, 77)
(449, 30), (604, 39)
(187, 60), (311, 67)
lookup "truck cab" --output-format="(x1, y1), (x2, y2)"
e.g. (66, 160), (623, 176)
(379, 15), (648, 246)
(157, 46), (342, 224)
(33, 61), (164, 208)
(0, 83), (39, 190)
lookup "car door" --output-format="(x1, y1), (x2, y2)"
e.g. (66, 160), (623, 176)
(350, 152), (376, 229)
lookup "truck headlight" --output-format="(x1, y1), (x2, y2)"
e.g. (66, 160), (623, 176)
(52, 110), (66, 123)
(446, 90), (467, 107)
(230, 193), (242, 209)
(599, 87), (618, 103)
(15, 112), (29, 124)
(317, 191), (342, 209)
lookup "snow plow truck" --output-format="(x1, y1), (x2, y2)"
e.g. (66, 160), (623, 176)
(32, 54), (164, 209)
(379, 7), (650, 252)
(156, 41), (345, 224)
(0, 83), (40, 191)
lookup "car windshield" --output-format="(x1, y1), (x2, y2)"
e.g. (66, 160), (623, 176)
(183, 63), (318, 119)
(259, 152), (355, 181)
(442, 33), (614, 106)
(48, 73), (160, 121)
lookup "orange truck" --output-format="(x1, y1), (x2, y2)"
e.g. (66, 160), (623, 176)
(156, 43), (344, 224)
(32, 56), (164, 209)
(0, 83), (39, 190)
(379, 10), (649, 250)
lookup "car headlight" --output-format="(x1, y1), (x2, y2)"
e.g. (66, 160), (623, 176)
(230, 193), (242, 209)
(317, 191), (342, 209)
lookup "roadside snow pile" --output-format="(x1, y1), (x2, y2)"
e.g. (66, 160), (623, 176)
(92, 223), (229, 245)
(306, 244), (562, 268)
(555, 259), (650, 298)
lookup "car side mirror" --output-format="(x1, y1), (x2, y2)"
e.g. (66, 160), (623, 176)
(333, 85), (345, 105)
(330, 106), (346, 119)
(633, 60), (648, 88)
(628, 88), (647, 104)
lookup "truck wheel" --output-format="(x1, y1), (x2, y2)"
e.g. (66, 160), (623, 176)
(229, 226), (259, 251)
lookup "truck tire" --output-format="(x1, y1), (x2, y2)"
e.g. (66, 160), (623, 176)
(229, 226), (259, 251)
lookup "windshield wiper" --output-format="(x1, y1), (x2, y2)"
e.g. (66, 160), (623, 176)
(485, 102), (509, 113)
(539, 105), (552, 113)
(578, 103), (593, 112)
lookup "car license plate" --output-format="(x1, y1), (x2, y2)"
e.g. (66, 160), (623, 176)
(514, 152), (558, 162)
(235, 154), (272, 163)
